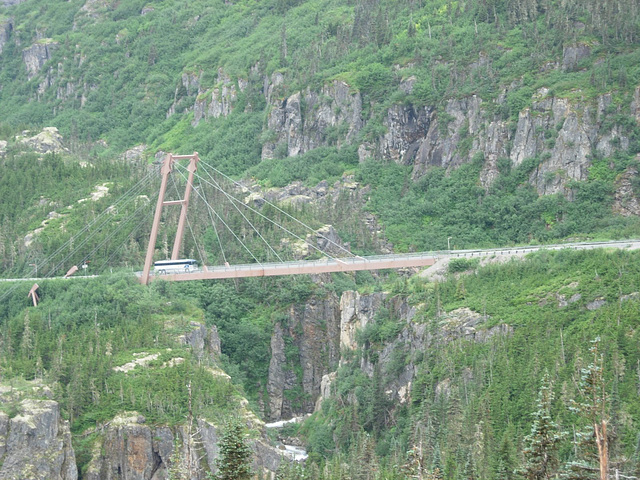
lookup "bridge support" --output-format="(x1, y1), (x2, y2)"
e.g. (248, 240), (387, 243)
(141, 152), (199, 285)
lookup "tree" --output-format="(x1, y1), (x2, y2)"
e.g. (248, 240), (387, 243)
(521, 372), (562, 480)
(213, 419), (253, 480)
(564, 339), (610, 480)
(168, 436), (189, 480)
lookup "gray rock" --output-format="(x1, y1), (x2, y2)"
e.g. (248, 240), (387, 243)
(22, 41), (58, 81)
(178, 321), (221, 362)
(262, 79), (362, 160)
(586, 298), (606, 310)
(562, 43), (591, 71)
(0, 399), (77, 480)
(267, 293), (340, 420)
(613, 167), (640, 217)
(20, 127), (67, 154)
(0, 18), (12, 55)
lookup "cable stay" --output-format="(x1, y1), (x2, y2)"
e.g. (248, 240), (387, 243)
(199, 160), (357, 259)
(174, 161), (283, 263)
(189, 163), (347, 264)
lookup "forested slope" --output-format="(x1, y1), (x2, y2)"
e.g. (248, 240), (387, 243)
(0, 0), (640, 479)
(1, 0), (640, 257)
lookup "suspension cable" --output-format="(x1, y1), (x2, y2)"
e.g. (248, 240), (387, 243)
(197, 173), (227, 265)
(199, 160), (355, 258)
(172, 163), (261, 265)
(175, 161), (283, 263)
(95, 208), (151, 275)
(191, 165), (343, 263)
(45, 173), (157, 278)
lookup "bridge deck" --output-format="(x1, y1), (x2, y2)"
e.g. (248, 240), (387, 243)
(144, 252), (439, 282)
(141, 240), (640, 283)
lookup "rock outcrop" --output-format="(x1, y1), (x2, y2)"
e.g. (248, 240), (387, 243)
(316, 291), (512, 409)
(20, 127), (67, 154)
(85, 412), (285, 479)
(267, 292), (341, 420)
(0, 399), (77, 480)
(262, 79), (362, 160)
(614, 166), (640, 216)
(0, 18), (12, 55)
(22, 40), (58, 81)
(192, 65), (637, 197)
(178, 321), (222, 361)
(193, 68), (244, 126)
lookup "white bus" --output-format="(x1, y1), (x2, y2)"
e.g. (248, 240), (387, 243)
(154, 259), (198, 275)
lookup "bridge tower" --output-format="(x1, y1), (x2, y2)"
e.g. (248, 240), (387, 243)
(141, 152), (199, 285)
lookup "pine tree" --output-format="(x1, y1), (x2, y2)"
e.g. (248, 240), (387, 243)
(352, 432), (378, 480)
(168, 436), (189, 480)
(521, 372), (562, 480)
(564, 339), (610, 480)
(213, 420), (253, 480)
(495, 431), (517, 480)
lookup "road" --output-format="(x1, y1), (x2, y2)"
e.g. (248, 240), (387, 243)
(2, 239), (639, 284)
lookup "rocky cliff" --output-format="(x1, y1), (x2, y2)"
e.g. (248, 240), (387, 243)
(7, 7), (637, 201)
(84, 411), (284, 480)
(0, 387), (77, 480)
(186, 67), (638, 196)
(0, 322), (286, 480)
(264, 285), (513, 420)
(267, 290), (341, 420)
(0, 18), (12, 55)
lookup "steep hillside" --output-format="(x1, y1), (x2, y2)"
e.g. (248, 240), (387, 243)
(0, 0), (639, 255)
(0, 1), (640, 479)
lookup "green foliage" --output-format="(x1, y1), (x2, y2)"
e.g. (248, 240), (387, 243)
(0, 275), (244, 437)
(302, 249), (640, 479)
(448, 258), (479, 274)
(213, 419), (253, 480)
(357, 153), (640, 251)
(248, 146), (359, 188)
(354, 63), (393, 102)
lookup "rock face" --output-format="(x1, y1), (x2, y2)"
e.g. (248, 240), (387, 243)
(614, 166), (640, 216)
(267, 292), (341, 420)
(192, 68), (244, 126)
(262, 79), (362, 160)
(85, 413), (284, 480)
(264, 286), (515, 420)
(0, 399), (77, 480)
(178, 321), (222, 361)
(20, 127), (67, 154)
(183, 65), (636, 197)
(316, 291), (512, 409)
(22, 41), (58, 81)
(0, 18), (12, 55)
(84, 414), (198, 480)
(562, 43), (591, 71)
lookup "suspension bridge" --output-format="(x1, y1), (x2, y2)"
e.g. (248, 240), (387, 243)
(2, 151), (640, 306)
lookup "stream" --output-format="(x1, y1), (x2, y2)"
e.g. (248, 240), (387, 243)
(265, 415), (309, 461)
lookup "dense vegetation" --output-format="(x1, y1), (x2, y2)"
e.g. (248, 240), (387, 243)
(0, 0), (640, 478)
(291, 249), (640, 478)
(3, 248), (639, 478)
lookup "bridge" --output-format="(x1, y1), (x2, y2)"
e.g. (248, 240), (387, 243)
(2, 151), (640, 303)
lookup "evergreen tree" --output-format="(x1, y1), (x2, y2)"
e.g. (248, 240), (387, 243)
(168, 437), (189, 480)
(495, 431), (517, 480)
(352, 432), (378, 480)
(213, 420), (253, 480)
(564, 339), (610, 480)
(521, 372), (562, 480)
(461, 450), (477, 480)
